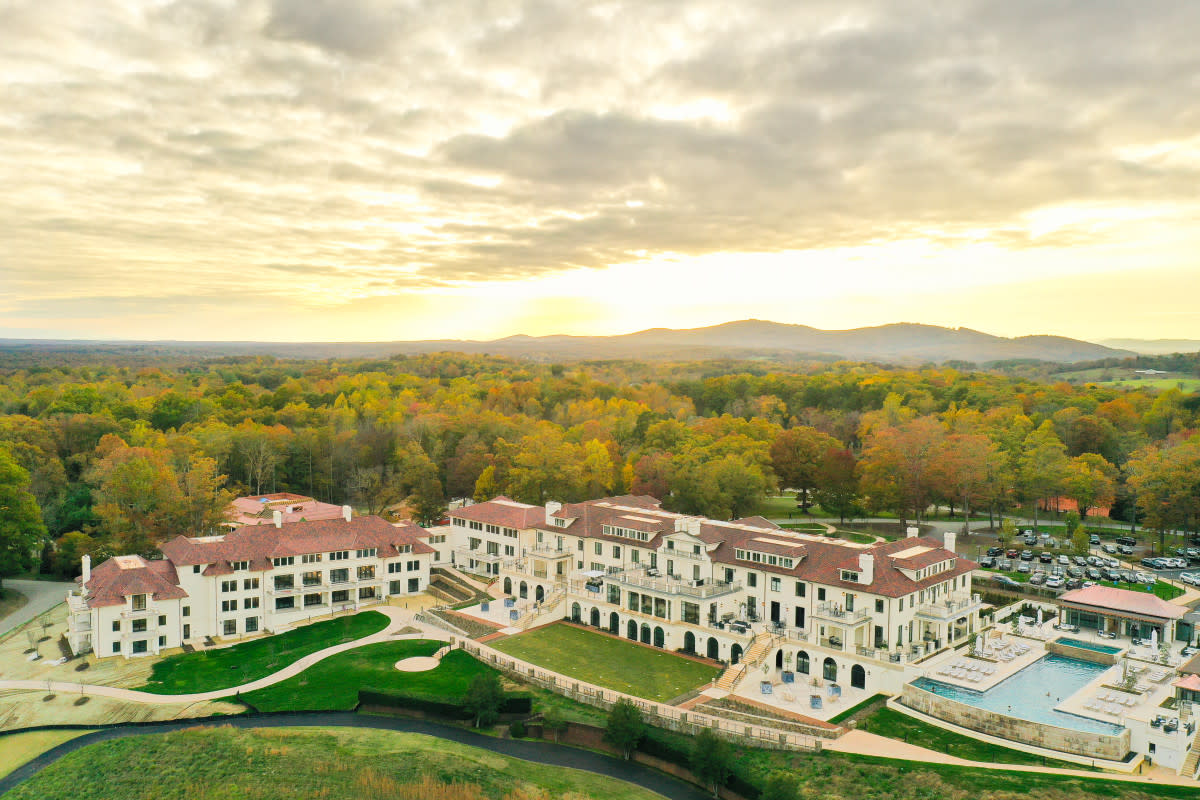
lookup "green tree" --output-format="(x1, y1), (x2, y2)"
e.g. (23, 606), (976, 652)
(761, 771), (800, 800)
(464, 672), (504, 728)
(690, 727), (732, 798)
(541, 709), (568, 743)
(603, 698), (644, 760)
(1063, 453), (1117, 520)
(1018, 421), (1070, 529)
(811, 446), (860, 523)
(407, 470), (446, 525)
(770, 426), (840, 511)
(0, 447), (48, 591)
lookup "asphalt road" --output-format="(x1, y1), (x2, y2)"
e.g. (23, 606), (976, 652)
(0, 712), (713, 799)
(0, 579), (75, 638)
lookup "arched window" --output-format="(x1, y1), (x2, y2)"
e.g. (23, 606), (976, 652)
(823, 657), (837, 682)
(571, 602), (581, 622)
(590, 607), (600, 627)
(796, 650), (810, 674)
(503, 577), (512, 595)
(851, 664), (866, 689)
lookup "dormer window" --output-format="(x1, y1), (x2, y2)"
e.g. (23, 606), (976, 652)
(840, 570), (859, 583)
(553, 518), (567, 527)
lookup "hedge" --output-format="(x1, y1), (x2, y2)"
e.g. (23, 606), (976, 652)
(356, 689), (532, 718)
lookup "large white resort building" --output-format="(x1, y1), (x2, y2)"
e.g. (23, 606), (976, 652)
(447, 494), (983, 695)
(67, 506), (436, 659)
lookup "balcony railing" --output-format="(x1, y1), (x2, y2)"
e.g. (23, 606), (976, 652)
(812, 603), (871, 624)
(610, 567), (741, 599)
(121, 605), (158, 619)
(916, 593), (983, 620)
(527, 544), (572, 558)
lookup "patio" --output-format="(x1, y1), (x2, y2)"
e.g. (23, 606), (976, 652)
(1053, 660), (1178, 725)
(454, 597), (539, 633)
(918, 633), (1046, 691)
(725, 662), (876, 723)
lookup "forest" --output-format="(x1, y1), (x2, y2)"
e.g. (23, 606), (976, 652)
(0, 349), (1198, 582)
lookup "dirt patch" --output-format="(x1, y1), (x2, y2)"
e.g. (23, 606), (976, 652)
(0, 605), (155, 688)
(0, 689), (244, 732)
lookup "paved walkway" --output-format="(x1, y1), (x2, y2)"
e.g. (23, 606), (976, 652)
(0, 579), (75, 638)
(0, 605), (452, 704)
(0, 712), (712, 799)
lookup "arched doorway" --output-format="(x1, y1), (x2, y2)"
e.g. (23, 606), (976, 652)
(535, 585), (545, 603)
(590, 607), (600, 627)
(775, 649), (783, 669)
(707, 637), (719, 660)
(519, 581), (528, 599)
(627, 620), (638, 640)
(797, 650), (810, 674)
(640, 623), (651, 644)
(823, 657), (837, 682)
(653, 626), (665, 648)
(851, 664), (866, 689)
(571, 602), (581, 622)
(731, 643), (743, 664)
(683, 631), (696, 654)
(503, 577), (512, 595)
(609, 612), (620, 634)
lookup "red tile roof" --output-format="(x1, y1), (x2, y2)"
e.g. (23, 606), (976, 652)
(448, 497), (547, 530)
(227, 493), (345, 527)
(1173, 674), (1200, 692)
(1059, 585), (1188, 620)
(84, 555), (188, 608)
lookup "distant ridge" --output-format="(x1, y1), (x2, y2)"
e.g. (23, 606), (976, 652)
(0, 321), (1133, 364)
(1099, 338), (1200, 356)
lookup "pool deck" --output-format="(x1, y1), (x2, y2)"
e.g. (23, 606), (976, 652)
(1053, 661), (1178, 726)
(726, 666), (875, 722)
(918, 634), (1046, 692)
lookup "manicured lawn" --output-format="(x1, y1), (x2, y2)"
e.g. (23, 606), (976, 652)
(0, 587), (29, 623)
(139, 610), (390, 694)
(4, 726), (664, 800)
(491, 623), (720, 703)
(241, 639), (480, 711)
(855, 707), (1085, 769)
(0, 730), (95, 779)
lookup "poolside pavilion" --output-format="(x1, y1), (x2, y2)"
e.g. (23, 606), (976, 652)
(1057, 585), (1188, 642)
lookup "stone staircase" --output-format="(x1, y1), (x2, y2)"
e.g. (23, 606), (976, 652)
(715, 662), (747, 692)
(1179, 733), (1200, 779)
(713, 631), (778, 692)
(435, 566), (492, 594)
(516, 589), (565, 630)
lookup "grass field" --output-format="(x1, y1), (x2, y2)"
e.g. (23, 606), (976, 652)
(241, 639), (477, 711)
(3, 726), (665, 800)
(0, 588), (29, 623)
(0, 729), (95, 779)
(139, 610), (389, 694)
(490, 624), (720, 703)
(854, 707), (1084, 769)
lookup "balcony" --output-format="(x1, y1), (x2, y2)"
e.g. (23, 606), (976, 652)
(454, 547), (503, 564)
(610, 566), (741, 599)
(268, 584), (300, 596)
(527, 544), (571, 558)
(916, 593), (984, 621)
(812, 603), (871, 625)
(120, 604), (159, 619)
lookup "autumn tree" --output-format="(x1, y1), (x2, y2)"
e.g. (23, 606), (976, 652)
(858, 416), (945, 525)
(929, 432), (999, 531)
(1017, 421), (1070, 529)
(811, 446), (860, 523)
(1063, 453), (1117, 520)
(0, 447), (47, 591)
(769, 426), (840, 511)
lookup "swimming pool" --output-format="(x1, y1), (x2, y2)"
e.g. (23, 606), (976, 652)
(1054, 637), (1122, 654)
(912, 654), (1123, 735)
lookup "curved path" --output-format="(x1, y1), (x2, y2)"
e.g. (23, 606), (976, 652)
(0, 606), (452, 704)
(0, 712), (708, 800)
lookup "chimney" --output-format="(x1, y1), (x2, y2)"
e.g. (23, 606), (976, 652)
(858, 553), (874, 585)
(544, 500), (562, 525)
(342, 505), (353, 522)
(944, 531), (957, 554)
(906, 526), (919, 539)
(675, 517), (688, 533)
(687, 519), (701, 537)
(273, 510), (283, 528)
(81, 555), (91, 589)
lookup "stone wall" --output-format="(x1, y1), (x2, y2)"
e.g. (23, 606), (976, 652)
(900, 683), (1130, 760)
(1045, 639), (1122, 666)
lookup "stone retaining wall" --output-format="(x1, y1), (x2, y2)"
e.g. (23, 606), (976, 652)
(1045, 639), (1122, 666)
(900, 683), (1130, 760)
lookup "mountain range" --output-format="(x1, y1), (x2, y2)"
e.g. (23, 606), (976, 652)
(0, 321), (1137, 364)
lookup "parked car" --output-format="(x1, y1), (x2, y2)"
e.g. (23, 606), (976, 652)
(1017, 562), (1032, 573)
(1087, 555), (1102, 566)
(1102, 568), (1120, 581)
(1085, 567), (1101, 580)
(1023, 536), (1038, 546)
(1057, 554), (1070, 566)
(1039, 552), (1054, 564)
(1065, 578), (1083, 590)
(1102, 544), (1117, 554)
(1119, 545), (1135, 555)
(1067, 566), (1083, 578)
(1169, 557), (1188, 568)
(1045, 576), (1065, 589)
(1137, 572), (1157, 585)
(1029, 573), (1047, 585)
(1020, 550), (1034, 561)
(1073, 556), (1088, 566)
(998, 558), (1013, 570)
(1179, 572), (1199, 586)
(987, 546), (1003, 557)
(1141, 557), (1162, 569)
(978, 556), (996, 568)
(1006, 548), (1020, 559)
(1089, 535), (1101, 545)
(991, 574), (1022, 587)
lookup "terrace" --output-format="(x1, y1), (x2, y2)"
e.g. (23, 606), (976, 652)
(607, 566), (742, 600)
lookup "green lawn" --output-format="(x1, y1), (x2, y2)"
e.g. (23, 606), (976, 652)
(490, 623), (720, 703)
(0, 729), (96, 779)
(855, 707), (1085, 769)
(139, 610), (389, 694)
(4, 726), (664, 800)
(241, 639), (482, 711)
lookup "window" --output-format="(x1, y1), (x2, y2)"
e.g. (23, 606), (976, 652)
(631, 549), (640, 563)
(231, 560), (250, 571)
(245, 597), (260, 609)
(452, 517), (466, 527)
(357, 565), (375, 580)
(840, 570), (859, 583)
(182, 606), (191, 617)
(817, 588), (826, 601)
(302, 571), (322, 586)
(577, 540), (583, 551)
(302, 553), (322, 564)
(693, 544), (701, 554)
(359, 587), (377, 600)
(794, 581), (806, 597)
(330, 550), (349, 561)
(243, 578), (259, 591)
(388, 562), (402, 574)
(469, 520), (482, 531)
(112, 620), (120, 632)
(407, 560), (420, 571)
(132, 640), (148, 654)
(553, 518), (566, 527)
(612, 545), (621, 559)
(245, 617), (259, 633)
(330, 568), (349, 584)
(681, 602), (699, 625)
(132, 594), (147, 611)
(158, 615), (167, 626)
(389, 580), (403, 595)
(770, 577), (781, 592)
(355, 548), (376, 558)
(223, 620), (236, 636)
(486, 541), (499, 555)
(132, 618), (147, 633)
(407, 578), (419, 593)
(183, 623), (191, 639)
(331, 589), (349, 603)
(875, 599), (884, 613)
(607, 584), (621, 604)
(221, 600), (238, 612)
(469, 537), (481, 550)
(303, 593), (323, 607)
(747, 572), (757, 588)
(272, 556), (294, 567)
(158, 636), (166, 648)
(112, 642), (120, 654)
(667, 540), (675, 550)
(504, 545), (514, 556)
(221, 580), (237, 593)
(724, 568), (734, 583)
(193, 565), (201, 574)
(274, 574), (294, 590)
(594, 542), (602, 555)
(275, 597), (295, 610)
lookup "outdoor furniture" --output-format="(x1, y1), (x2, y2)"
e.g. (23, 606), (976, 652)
(781, 671), (795, 683)
(760, 681), (773, 695)
(504, 597), (515, 608)
(509, 610), (519, 620)
(829, 683), (841, 697)
(810, 695), (823, 709)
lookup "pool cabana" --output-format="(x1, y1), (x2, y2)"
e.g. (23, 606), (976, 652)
(1056, 585), (1187, 642)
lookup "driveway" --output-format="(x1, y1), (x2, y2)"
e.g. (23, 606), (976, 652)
(0, 579), (75, 638)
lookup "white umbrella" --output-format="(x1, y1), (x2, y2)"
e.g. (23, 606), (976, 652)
(1036, 607), (1043, 627)
(1151, 628), (1158, 651)
(975, 634), (983, 654)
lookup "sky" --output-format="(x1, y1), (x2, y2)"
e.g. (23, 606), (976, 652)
(3, 0), (1199, 344)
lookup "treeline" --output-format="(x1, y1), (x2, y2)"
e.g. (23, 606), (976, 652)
(0, 352), (1197, 580)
